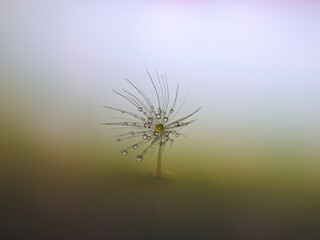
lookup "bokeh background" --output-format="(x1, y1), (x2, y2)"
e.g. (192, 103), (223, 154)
(1, 0), (320, 239)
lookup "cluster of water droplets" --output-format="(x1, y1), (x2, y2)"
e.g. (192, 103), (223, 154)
(116, 105), (185, 162)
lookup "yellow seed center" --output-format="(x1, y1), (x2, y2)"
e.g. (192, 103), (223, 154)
(156, 124), (164, 132)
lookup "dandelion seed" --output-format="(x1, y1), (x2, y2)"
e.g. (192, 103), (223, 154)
(103, 70), (202, 177)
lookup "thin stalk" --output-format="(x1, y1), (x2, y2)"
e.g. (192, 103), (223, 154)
(156, 137), (163, 175)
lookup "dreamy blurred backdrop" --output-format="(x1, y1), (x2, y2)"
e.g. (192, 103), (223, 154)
(1, 0), (320, 239)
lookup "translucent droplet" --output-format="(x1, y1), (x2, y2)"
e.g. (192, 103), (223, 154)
(163, 117), (168, 122)
(144, 123), (151, 128)
(158, 108), (162, 113)
(148, 117), (153, 123)
(154, 131), (159, 136)
(150, 106), (154, 110)
(147, 136), (151, 140)
(156, 113), (161, 119)
(174, 122), (179, 127)
(164, 137), (169, 141)
(136, 155), (143, 162)
(123, 122), (128, 126)
(133, 144), (138, 149)
(175, 133), (179, 137)
(170, 109), (174, 113)
(143, 134), (148, 140)
(122, 151), (127, 156)
(138, 107), (143, 112)
(133, 123), (136, 126)
(130, 131), (135, 135)
(164, 131), (169, 137)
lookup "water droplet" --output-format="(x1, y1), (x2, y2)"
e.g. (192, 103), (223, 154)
(174, 122), (179, 127)
(133, 144), (138, 149)
(123, 122), (128, 126)
(136, 155), (143, 162)
(158, 108), (162, 113)
(154, 131), (159, 136)
(122, 151), (127, 156)
(175, 133), (179, 137)
(130, 131), (135, 135)
(147, 117), (153, 123)
(133, 123), (136, 126)
(144, 123), (151, 128)
(156, 113), (161, 119)
(163, 117), (168, 122)
(143, 134), (148, 140)
(164, 137), (169, 141)
(138, 107), (142, 112)
(170, 109), (174, 113)
(147, 136), (151, 140)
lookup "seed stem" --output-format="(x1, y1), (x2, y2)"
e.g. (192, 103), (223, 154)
(155, 137), (163, 177)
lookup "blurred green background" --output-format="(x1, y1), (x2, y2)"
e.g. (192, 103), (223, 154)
(1, 0), (320, 239)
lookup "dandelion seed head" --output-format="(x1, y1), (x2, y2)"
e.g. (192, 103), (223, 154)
(104, 71), (201, 162)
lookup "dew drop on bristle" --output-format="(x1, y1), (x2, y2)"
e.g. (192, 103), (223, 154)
(122, 151), (127, 156)
(147, 136), (151, 140)
(144, 123), (151, 128)
(133, 144), (138, 149)
(143, 134), (148, 140)
(130, 131), (135, 135)
(150, 106), (154, 110)
(136, 155), (143, 162)
(163, 117), (168, 122)
(138, 107), (142, 112)
(170, 109), (174, 113)
(174, 122), (179, 127)
(148, 117), (153, 123)
(156, 113), (161, 119)
(175, 133), (179, 137)
(123, 122), (128, 126)
(133, 123), (136, 126)
(164, 137), (169, 141)
(154, 131), (159, 136)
